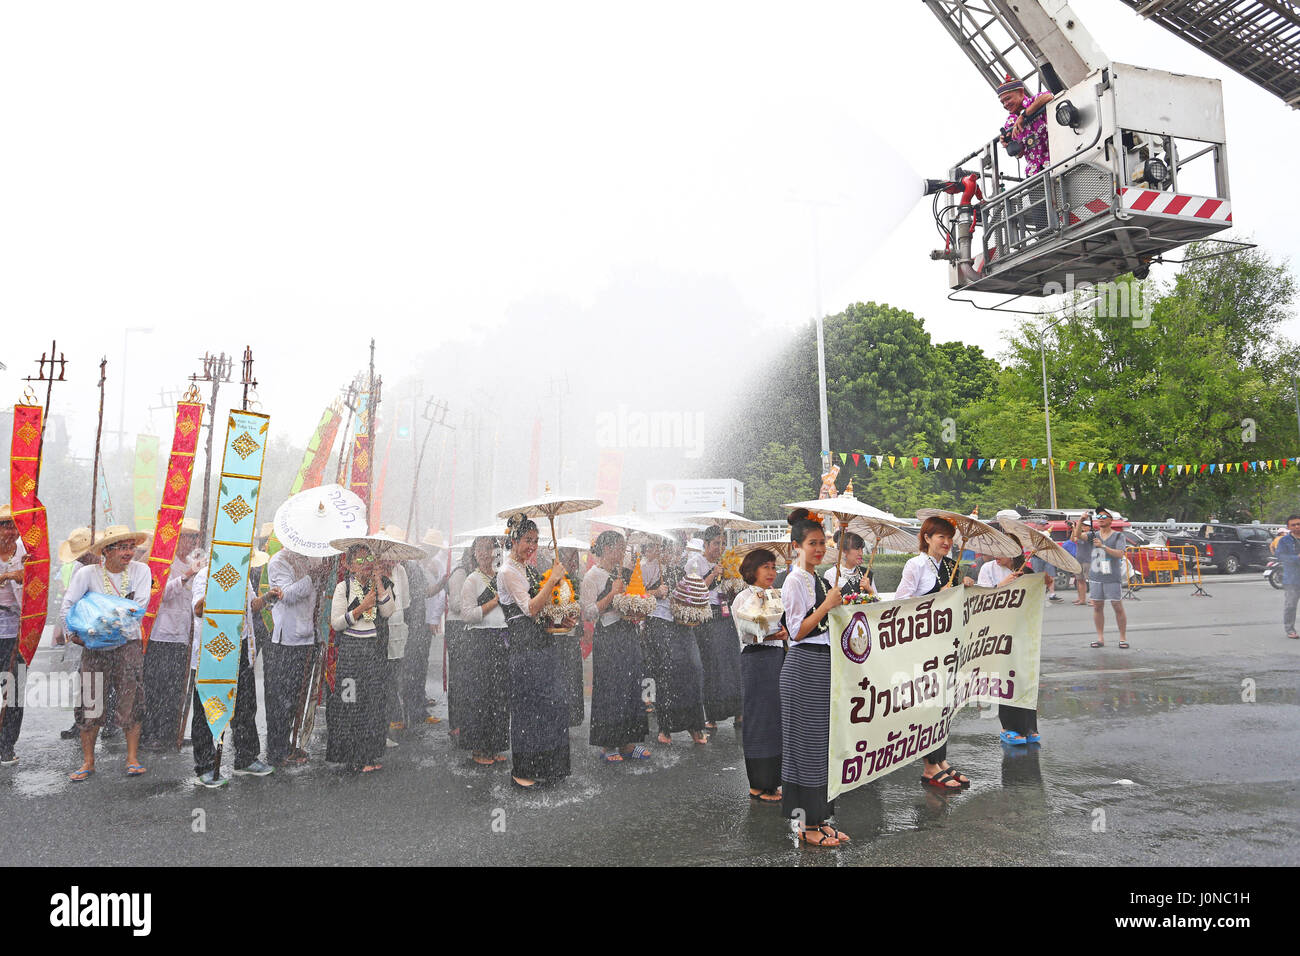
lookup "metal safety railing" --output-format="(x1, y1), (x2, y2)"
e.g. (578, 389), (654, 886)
(1122, 544), (1209, 599)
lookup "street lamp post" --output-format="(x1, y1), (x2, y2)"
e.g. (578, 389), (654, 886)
(1038, 315), (1066, 510)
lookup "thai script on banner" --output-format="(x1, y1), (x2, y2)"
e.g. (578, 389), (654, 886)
(827, 575), (1044, 800)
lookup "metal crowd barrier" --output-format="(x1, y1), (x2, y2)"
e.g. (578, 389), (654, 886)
(1122, 544), (1209, 599)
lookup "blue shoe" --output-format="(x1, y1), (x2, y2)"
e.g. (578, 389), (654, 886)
(999, 729), (1027, 745)
(233, 759), (275, 776)
(1026, 732), (1042, 745)
(195, 770), (228, 788)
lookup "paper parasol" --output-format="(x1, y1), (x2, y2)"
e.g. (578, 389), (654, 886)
(454, 522), (511, 542)
(593, 512), (680, 541)
(688, 507), (760, 530)
(273, 484), (367, 557)
(329, 532), (426, 563)
(734, 539), (839, 568)
(496, 487), (603, 558)
(916, 508), (1024, 584)
(993, 516), (1082, 574)
(784, 492), (892, 575)
(845, 516), (918, 578)
(540, 535), (591, 552)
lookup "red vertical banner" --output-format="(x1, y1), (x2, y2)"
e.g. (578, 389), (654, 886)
(141, 400), (204, 648)
(371, 416), (395, 534)
(302, 409), (342, 490)
(349, 434), (372, 509)
(10, 404), (49, 666)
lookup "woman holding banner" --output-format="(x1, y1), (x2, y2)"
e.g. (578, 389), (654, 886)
(733, 548), (787, 803)
(779, 509), (848, 847)
(975, 553), (1038, 745)
(894, 515), (974, 791)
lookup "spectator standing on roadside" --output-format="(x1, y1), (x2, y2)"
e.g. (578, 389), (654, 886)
(1277, 514), (1300, 640)
(1077, 508), (1129, 649)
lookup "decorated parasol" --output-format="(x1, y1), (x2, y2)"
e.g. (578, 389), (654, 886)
(734, 539), (840, 568)
(272, 484), (366, 557)
(915, 507), (1024, 584)
(845, 515), (918, 579)
(993, 516), (1082, 575)
(784, 489), (894, 577)
(687, 505), (760, 531)
(328, 531), (426, 563)
(454, 521), (510, 542)
(496, 485), (603, 561)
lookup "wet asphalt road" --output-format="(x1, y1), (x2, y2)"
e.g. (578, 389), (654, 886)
(3, 573), (1297, 866)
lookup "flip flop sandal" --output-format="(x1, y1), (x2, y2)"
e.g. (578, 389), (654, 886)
(946, 767), (971, 788)
(126, 763), (147, 776)
(493, 754), (508, 762)
(602, 751), (624, 762)
(749, 790), (782, 803)
(692, 734), (710, 745)
(69, 768), (95, 782)
(921, 768), (962, 790)
(999, 729), (1028, 745)
(471, 755), (495, 766)
(1090, 641), (1105, 648)
(1118, 641), (1130, 648)
(623, 744), (652, 760)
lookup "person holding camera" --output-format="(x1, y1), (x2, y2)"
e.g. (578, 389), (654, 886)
(1074, 508), (1129, 649)
(997, 74), (1054, 239)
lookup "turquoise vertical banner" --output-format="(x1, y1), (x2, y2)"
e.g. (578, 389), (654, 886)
(195, 409), (270, 740)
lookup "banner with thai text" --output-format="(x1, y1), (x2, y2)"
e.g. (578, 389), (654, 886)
(827, 575), (1044, 800)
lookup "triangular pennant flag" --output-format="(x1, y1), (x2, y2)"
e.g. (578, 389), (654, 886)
(1209, 464), (1216, 474)
(1124, 464), (1131, 474)
(945, 458), (953, 470)
(1019, 458), (1028, 470)
(1067, 461), (1076, 471)
(863, 454), (873, 467)
(965, 458), (974, 470)
(851, 453), (860, 466)
(1031, 458), (1039, 469)
(1201, 463), (1210, 473)
(1158, 464), (1166, 475)
(923, 457), (930, 469)
(888, 456), (896, 467)
(977, 458), (986, 470)
(910, 456), (919, 469)
(839, 452), (847, 464)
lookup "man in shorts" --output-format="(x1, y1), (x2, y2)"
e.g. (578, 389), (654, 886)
(1080, 508), (1129, 648)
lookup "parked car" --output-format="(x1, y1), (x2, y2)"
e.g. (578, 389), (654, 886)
(1164, 523), (1274, 574)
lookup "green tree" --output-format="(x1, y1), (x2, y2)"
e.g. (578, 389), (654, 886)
(740, 440), (817, 519)
(1001, 248), (1300, 520)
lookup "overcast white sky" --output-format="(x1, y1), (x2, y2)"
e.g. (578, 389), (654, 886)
(2, 0), (1297, 514)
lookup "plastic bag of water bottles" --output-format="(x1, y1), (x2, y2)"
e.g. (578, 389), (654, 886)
(66, 591), (145, 650)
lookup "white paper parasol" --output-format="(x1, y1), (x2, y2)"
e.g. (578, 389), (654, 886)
(688, 507), (760, 531)
(273, 484), (366, 557)
(454, 522), (511, 542)
(784, 491), (894, 575)
(497, 487), (603, 558)
(329, 532), (426, 563)
(845, 515), (918, 578)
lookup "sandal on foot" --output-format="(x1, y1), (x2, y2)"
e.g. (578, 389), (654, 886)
(657, 733), (673, 745)
(749, 789), (782, 803)
(691, 733), (710, 745)
(999, 729), (1028, 745)
(361, 764), (382, 773)
(1118, 641), (1130, 648)
(946, 767), (971, 788)
(601, 751), (624, 763)
(704, 722), (718, 731)
(1026, 731), (1042, 744)
(471, 754), (495, 766)
(819, 823), (851, 843)
(797, 826), (839, 848)
(1090, 641), (1104, 648)
(511, 777), (538, 789)
(69, 768), (95, 782)
(921, 768), (962, 790)
(494, 754), (507, 762)
(126, 763), (147, 776)
(623, 744), (652, 760)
